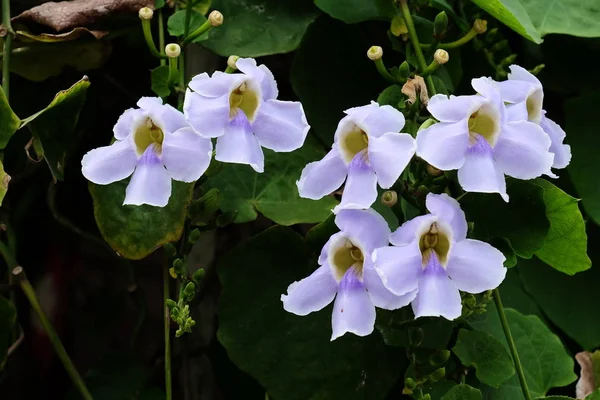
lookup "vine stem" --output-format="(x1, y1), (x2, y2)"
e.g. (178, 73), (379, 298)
(398, 0), (436, 95)
(12, 266), (93, 400)
(493, 289), (533, 400)
(158, 9), (166, 67)
(2, 0), (13, 98)
(163, 261), (172, 400)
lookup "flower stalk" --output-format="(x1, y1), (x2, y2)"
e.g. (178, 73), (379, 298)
(421, 19), (487, 50)
(367, 46), (401, 84)
(139, 8), (167, 61)
(12, 266), (93, 400)
(2, 0), (13, 98)
(164, 262), (173, 400)
(183, 10), (223, 44)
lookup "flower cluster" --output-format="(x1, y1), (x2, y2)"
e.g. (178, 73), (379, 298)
(81, 58), (309, 206)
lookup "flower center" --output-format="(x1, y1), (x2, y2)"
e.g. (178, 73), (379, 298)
(339, 124), (369, 163)
(134, 117), (164, 156)
(331, 239), (364, 281)
(468, 102), (499, 147)
(229, 81), (259, 121)
(419, 222), (450, 267)
(526, 88), (543, 124)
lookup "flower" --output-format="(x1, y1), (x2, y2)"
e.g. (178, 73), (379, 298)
(373, 193), (506, 320)
(81, 97), (212, 207)
(416, 77), (554, 201)
(297, 102), (415, 211)
(183, 58), (309, 173)
(497, 64), (571, 171)
(281, 208), (417, 340)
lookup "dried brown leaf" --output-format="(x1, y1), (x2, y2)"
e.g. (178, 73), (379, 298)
(402, 75), (429, 106)
(576, 351), (600, 399)
(13, 0), (154, 32)
(16, 27), (107, 43)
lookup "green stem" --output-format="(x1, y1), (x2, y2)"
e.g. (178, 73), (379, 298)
(373, 59), (400, 84)
(183, 20), (212, 44)
(13, 267), (93, 400)
(141, 19), (166, 60)
(2, 0), (13, 99)
(158, 10), (166, 67)
(421, 29), (477, 50)
(168, 55), (178, 87)
(420, 59), (440, 77)
(398, 0), (436, 95)
(163, 262), (172, 400)
(493, 289), (532, 400)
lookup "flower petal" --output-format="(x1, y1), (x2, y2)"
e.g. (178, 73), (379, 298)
(162, 127), (213, 182)
(389, 214), (437, 246)
(416, 120), (469, 170)
(458, 135), (508, 201)
(372, 243), (421, 296)
(114, 108), (145, 140)
(336, 152), (378, 210)
(353, 103), (405, 138)
(363, 260), (417, 310)
(81, 139), (137, 184)
(236, 58), (279, 101)
(319, 232), (345, 265)
(281, 264), (338, 316)
(411, 252), (462, 320)
(124, 145), (171, 207)
(252, 99), (309, 152)
(540, 116), (572, 169)
(258, 64), (278, 101)
(497, 80), (534, 104)
(215, 111), (264, 172)
(425, 193), (467, 241)
(493, 120), (553, 180)
(508, 64), (541, 85)
(334, 208), (390, 252)
(447, 239), (506, 293)
(188, 71), (244, 97)
(368, 132), (416, 188)
(471, 77), (505, 123)
(297, 148), (347, 200)
(427, 94), (483, 122)
(183, 89), (230, 138)
(151, 103), (188, 134)
(137, 97), (163, 110)
(235, 58), (266, 83)
(331, 267), (375, 340)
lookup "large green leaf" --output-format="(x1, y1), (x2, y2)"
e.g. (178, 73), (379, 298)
(291, 16), (386, 145)
(532, 179), (590, 275)
(217, 226), (405, 400)
(0, 161), (10, 207)
(0, 296), (16, 370)
(0, 85), (20, 149)
(469, 307), (576, 399)
(89, 180), (193, 260)
(518, 257), (600, 350)
(204, 146), (337, 226)
(202, 0), (319, 57)
(470, 0), (542, 43)
(167, 10), (209, 42)
(520, 0), (600, 37)
(566, 93), (600, 225)
(314, 0), (395, 23)
(376, 308), (455, 349)
(22, 77), (90, 180)
(441, 384), (483, 400)
(461, 180), (549, 259)
(452, 329), (515, 388)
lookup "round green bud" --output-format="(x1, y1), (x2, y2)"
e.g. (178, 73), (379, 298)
(165, 43), (181, 58)
(227, 55), (239, 70)
(421, 394), (432, 400)
(381, 190), (398, 207)
(139, 7), (154, 20)
(430, 349), (451, 366)
(474, 19), (488, 34)
(166, 299), (177, 310)
(433, 11), (448, 38)
(209, 10), (224, 26)
(173, 258), (185, 275)
(164, 242), (177, 258)
(189, 229), (202, 244)
(429, 367), (446, 382)
(367, 46), (383, 61)
(434, 49), (449, 65)
(184, 282), (196, 296)
(192, 268), (205, 284)
(398, 61), (410, 80)
(405, 377), (416, 390)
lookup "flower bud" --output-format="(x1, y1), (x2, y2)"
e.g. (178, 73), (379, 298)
(398, 61), (410, 80)
(418, 118), (437, 132)
(433, 49), (449, 65)
(209, 10), (224, 27)
(139, 7), (154, 20)
(422, 394), (432, 400)
(381, 190), (398, 207)
(227, 55), (239, 70)
(173, 258), (185, 275)
(391, 15), (408, 37)
(499, 54), (517, 68)
(491, 39), (508, 52)
(530, 64), (545, 76)
(430, 349), (451, 366)
(433, 11), (448, 38)
(473, 19), (487, 34)
(184, 282), (196, 296)
(188, 228), (201, 244)
(169, 267), (177, 279)
(429, 367), (446, 382)
(164, 242), (177, 258)
(165, 43), (181, 58)
(367, 46), (383, 61)
(426, 164), (443, 177)
(192, 268), (205, 285)
(166, 299), (178, 310)
(405, 377), (416, 390)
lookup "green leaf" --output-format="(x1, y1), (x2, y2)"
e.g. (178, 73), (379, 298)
(469, 0), (542, 43)
(204, 146), (337, 226)
(22, 76), (90, 180)
(89, 180), (193, 260)
(441, 384), (483, 400)
(534, 397), (576, 400)
(291, 16), (386, 145)
(314, 0), (395, 23)
(150, 66), (171, 98)
(531, 179), (590, 274)
(0, 85), (20, 149)
(377, 85), (404, 109)
(203, 0), (319, 57)
(461, 180), (549, 258)
(451, 329), (515, 388)
(520, 0), (600, 37)
(0, 296), (16, 370)
(217, 226), (405, 400)
(0, 161), (10, 207)
(498, 268), (542, 318)
(518, 256), (600, 350)
(167, 9), (209, 42)
(588, 390), (600, 400)
(469, 307), (577, 399)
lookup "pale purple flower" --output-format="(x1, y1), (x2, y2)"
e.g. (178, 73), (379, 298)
(497, 64), (571, 171)
(281, 208), (417, 340)
(297, 102), (415, 211)
(416, 77), (554, 201)
(81, 97), (212, 207)
(373, 193), (506, 320)
(183, 58), (309, 173)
